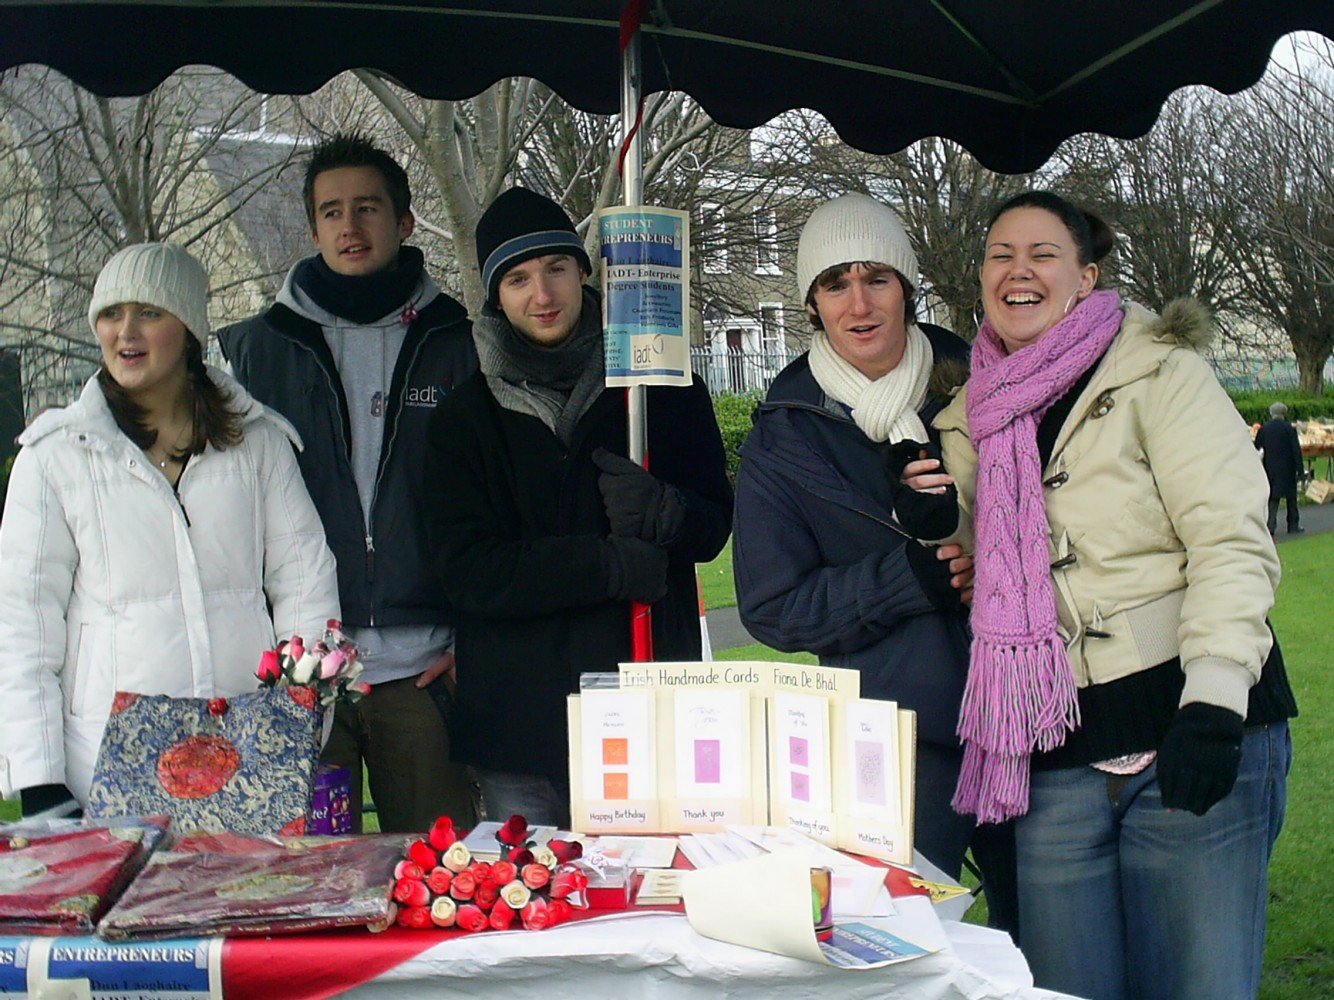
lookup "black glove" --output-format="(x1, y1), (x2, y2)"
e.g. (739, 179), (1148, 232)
(1156, 702), (1245, 816)
(886, 439), (960, 540)
(592, 447), (686, 545)
(20, 783), (79, 818)
(601, 537), (669, 603)
(903, 540), (964, 613)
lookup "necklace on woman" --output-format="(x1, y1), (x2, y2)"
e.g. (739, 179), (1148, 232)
(146, 426), (191, 470)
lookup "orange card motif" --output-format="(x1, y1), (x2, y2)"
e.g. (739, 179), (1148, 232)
(603, 772), (629, 800)
(602, 738), (629, 766)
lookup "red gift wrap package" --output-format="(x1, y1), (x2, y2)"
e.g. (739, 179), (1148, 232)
(0, 825), (155, 935)
(97, 831), (407, 941)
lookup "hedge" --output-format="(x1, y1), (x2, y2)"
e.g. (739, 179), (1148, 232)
(709, 387), (1332, 485)
(1228, 390), (1334, 425)
(712, 391), (762, 484)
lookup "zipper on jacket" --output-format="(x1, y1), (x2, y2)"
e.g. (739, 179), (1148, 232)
(360, 328), (431, 629)
(289, 333), (370, 618)
(174, 491), (192, 528)
(366, 330), (430, 531)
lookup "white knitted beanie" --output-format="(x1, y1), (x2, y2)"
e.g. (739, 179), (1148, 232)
(88, 242), (210, 346)
(796, 193), (919, 304)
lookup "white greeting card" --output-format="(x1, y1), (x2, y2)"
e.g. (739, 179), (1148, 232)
(568, 689), (660, 832)
(769, 691), (836, 844)
(658, 686), (764, 830)
(834, 702), (915, 864)
(672, 688), (749, 799)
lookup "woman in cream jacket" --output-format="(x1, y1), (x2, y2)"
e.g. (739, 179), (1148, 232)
(930, 192), (1295, 1000)
(0, 244), (338, 811)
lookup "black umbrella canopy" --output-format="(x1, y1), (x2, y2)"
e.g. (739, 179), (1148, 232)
(1, 1), (1330, 172)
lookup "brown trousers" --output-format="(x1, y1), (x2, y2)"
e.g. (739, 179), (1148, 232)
(320, 675), (478, 833)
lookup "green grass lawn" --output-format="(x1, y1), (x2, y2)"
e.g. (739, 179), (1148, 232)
(1260, 531), (1331, 999)
(699, 537), (736, 611)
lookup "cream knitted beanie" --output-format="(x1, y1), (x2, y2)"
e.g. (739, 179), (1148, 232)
(88, 242), (210, 345)
(796, 193), (918, 303)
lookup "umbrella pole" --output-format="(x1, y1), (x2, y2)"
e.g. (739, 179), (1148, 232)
(619, 2), (653, 661)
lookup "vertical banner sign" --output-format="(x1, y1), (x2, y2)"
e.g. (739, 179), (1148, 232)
(598, 206), (692, 387)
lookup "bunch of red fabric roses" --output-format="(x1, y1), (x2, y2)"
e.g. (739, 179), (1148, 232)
(255, 619), (370, 708)
(390, 815), (589, 932)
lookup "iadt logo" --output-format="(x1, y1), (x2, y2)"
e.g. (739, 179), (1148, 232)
(404, 384), (441, 408)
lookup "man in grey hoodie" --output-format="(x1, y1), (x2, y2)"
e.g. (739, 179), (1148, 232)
(219, 134), (478, 833)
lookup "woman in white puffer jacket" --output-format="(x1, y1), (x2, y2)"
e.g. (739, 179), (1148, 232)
(0, 243), (339, 812)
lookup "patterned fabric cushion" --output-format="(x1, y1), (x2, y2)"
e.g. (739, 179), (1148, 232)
(86, 688), (323, 835)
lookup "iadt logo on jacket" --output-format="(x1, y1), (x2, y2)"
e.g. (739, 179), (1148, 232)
(404, 382), (449, 409)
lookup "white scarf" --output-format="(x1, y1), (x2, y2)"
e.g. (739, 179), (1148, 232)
(808, 324), (931, 443)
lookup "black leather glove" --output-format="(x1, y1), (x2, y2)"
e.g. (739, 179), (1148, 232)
(592, 447), (686, 545)
(601, 537), (669, 603)
(20, 783), (79, 818)
(903, 541), (964, 613)
(1156, 702), (1245, 816)
(886, 440), (960, 540)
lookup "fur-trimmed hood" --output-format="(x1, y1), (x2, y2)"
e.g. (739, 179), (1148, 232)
(1103, 297), (1215, 390)
(1146, 298), (1213, 350)
(929, 352), (970, 397)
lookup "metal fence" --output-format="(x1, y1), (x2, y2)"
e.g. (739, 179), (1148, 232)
(691, 346), (802, 396)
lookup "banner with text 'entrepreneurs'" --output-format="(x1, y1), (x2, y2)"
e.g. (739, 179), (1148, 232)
(599, 207), (692, 387)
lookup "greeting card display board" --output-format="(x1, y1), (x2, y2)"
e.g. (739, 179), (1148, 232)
(567, 662), (915, 859)
(769, 691), (836, 845)
(568, 688), (661, 833)
(835, 701), (916, 865)
(659, 687), (766, 831)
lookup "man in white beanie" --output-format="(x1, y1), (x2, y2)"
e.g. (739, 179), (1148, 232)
(732, 193), (1016, 934)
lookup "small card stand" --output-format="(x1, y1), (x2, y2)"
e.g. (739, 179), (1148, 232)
(568, 688), (660, 833)
(658, 687), (767, 832)
(768, 691), (838, 846)
(833, 702), (916, 865)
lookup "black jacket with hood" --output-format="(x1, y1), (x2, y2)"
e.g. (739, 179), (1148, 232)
(218, 288), (476, 628)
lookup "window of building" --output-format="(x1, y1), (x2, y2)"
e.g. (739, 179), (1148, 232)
(699, 202), (729, 275)
(754, 210), (780, 275)
(759, 302), (785, 352)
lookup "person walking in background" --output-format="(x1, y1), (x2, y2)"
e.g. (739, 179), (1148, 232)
(935, 191), (1297, 1000)
(219, 134), (478, 833)
(421, 187), (732, 827)
(0, 243), (338, 814)
(1255, 401), (1304, 535)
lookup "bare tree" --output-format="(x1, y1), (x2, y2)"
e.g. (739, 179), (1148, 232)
(0, 66), (304, 413)
(1057, 90), (1251, 336)
(1212, 40), (1333, 394)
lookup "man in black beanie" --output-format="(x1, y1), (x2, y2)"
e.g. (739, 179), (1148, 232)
(219, 133), (478, 833)
(421, 187), (733, 826)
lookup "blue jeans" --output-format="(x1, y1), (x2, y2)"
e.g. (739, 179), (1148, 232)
(475, 769), (571, 828)
(1015, 723), (1291, 1000)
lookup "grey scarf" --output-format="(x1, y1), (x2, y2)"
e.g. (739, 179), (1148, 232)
(473, 288), (606, 446)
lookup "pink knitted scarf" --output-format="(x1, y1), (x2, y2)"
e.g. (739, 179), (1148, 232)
(953, 289), (1124, 823)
